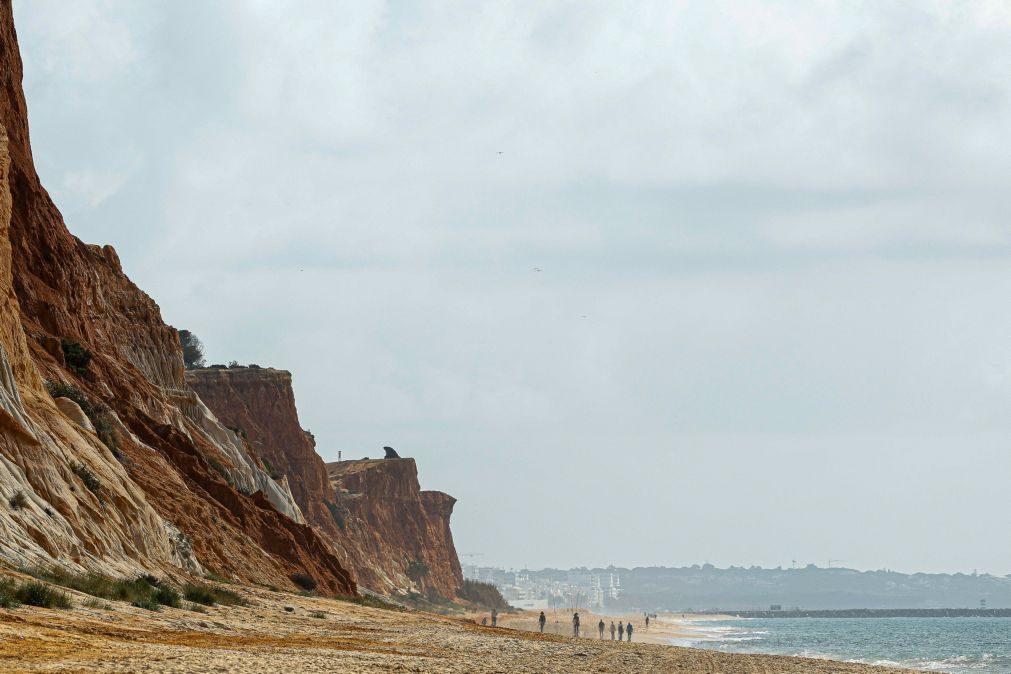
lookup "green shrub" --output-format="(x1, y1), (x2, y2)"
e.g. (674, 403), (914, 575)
(131, 596), (160, 611)
(0, 579), (21, 608)
(91, 407), (123, 463)
(183, 583), (244, 607)
(61, 340), (92, 375)
(18, 567), (180, 610)
(155, 586), (181, 608)
(44, 381), (122, 461)
(71, 463), (103, 501)
(0, 577), (72, 609)
(213, 588), (244, 606)
(458, 579), (509, 610)
(8, 491), (28, 510)
(18, 581), (72, 609)
(406, 560), (429, 583)
(206, 457), (235, 487)
(325, 501), (347, 530)
(290, 574), (317, 592)
(183, 583), (215, 605)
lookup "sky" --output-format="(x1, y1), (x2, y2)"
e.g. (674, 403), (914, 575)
(13, 0), (1011, 576)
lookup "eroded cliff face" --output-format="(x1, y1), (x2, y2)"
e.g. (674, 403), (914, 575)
(328, 459), (464, 599)
(187, 367), (463, 599)
(186, 368), (334, 538)
(0, 0), (353, 595)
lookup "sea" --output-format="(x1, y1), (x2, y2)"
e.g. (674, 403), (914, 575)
(672, 617), (1011, 673)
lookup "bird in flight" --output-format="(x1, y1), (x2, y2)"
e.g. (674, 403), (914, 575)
(533, 267), (543, 272)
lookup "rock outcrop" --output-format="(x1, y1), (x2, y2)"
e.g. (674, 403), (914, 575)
(189, 367), (464, 599)
(186, 367), (335, 537)
(328, 459), (464, 599)
(0, 0), (353, 595)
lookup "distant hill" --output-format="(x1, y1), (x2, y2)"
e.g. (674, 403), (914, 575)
(522, 565), (1011, 611)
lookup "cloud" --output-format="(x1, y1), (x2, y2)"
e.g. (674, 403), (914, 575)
(61, 163), (137, 208)
(13, 0), (1011, 575)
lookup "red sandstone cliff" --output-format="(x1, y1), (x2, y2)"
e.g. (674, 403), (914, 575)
(186, 367), (341, 540)
(0, 1), (353, 595)
(328, 459), (464, 599)
(187, 367), (464, 599)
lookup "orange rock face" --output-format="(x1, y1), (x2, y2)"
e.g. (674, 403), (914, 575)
(188, 367), (464, 599)
(328, 459), (464, 599)
(0, 0), (354, 595)
(186, 367), (342, 540)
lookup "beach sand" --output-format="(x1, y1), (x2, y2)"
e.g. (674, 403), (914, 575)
(489, 608), (728, 646)
(0, 582), (921, 673)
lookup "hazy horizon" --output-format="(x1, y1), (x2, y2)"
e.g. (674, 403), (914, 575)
(14, 0), (1011, 576)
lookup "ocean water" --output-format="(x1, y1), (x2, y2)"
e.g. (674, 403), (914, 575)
(672, 617), (1011, 673)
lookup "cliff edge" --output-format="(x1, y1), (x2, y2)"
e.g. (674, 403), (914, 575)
(187, 366), (464, 599)
(328, 458), (464, 599)
(186, 367), (340, 540)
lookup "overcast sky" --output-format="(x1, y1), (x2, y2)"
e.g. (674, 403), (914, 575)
(14, 0), (1011, 576)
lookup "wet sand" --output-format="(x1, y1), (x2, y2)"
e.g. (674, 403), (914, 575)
(0, 581), (923, 673)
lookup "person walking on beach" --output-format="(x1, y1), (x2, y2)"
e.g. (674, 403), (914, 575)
(538, 611), (546, 633)
(491, 609), (498, 627)
(645, 615), (650, 630)
(598, 619), (605, 639)
(618, 621), (624, 641)
(626, 622), (634, 642)
(610, 621), (616, 640)
(572, 612), (581, 637)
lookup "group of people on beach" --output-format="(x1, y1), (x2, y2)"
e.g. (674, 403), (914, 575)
(534, 611), (634, 642)
(602, 617), (633, 641)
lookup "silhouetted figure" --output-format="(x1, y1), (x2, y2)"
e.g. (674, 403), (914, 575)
(538, 611), (546, 633)
(598, 619), (605, 638)
(491, 608), (498, 627)
(572, 612), (580, 637)
(610, 621), (616, 640)
(618, 621), (624, 641)
(481, 617), (487, 625)
(383, 446), (400, 459)
(645, 615), (650, 630)
(627, 622), (634, 642)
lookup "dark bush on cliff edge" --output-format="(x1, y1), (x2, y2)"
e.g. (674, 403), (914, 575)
(459, 579), (509, 610)
(179, 330), (206, 369)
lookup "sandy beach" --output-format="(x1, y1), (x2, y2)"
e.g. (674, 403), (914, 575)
(489, 607), (727, 645)
(0, 580), (923, 673)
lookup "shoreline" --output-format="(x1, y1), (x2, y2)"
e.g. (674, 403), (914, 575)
(488, 608), (733, 646)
